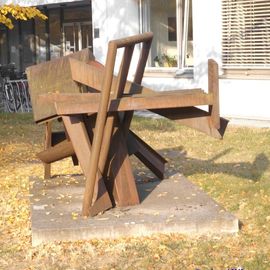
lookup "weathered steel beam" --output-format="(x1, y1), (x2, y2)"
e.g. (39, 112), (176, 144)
(50, 90), (209, 115)
(151, 107), (228, 139)
(128, 130), (167, 179)
(62, 115), (112, 216)
(37, 140), (75, 164)
(26, 49), (93, 122)
(208, 59), (220, 129)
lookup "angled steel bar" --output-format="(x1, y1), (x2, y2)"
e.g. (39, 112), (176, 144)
(44, 122), (52, 179)
(208, 59), (220, 129)
(81, 41), (118, 216)
(62, 115), (112, 216)
(82, 33), (154, 215)
(98, 44), (135, 172)
(122, 33), (153, 137)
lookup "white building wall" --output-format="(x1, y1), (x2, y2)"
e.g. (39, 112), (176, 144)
(220, 80), (270, 120)
(149, 0), (270, 120)
(92, 0), (140, 72)
(192, 0), (222, 88)
(192, 0), (270, 120)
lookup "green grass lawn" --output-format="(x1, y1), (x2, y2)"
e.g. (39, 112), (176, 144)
(0, 113), (270, 270)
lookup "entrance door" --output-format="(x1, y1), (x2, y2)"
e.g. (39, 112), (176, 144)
(63, 22), (92, 55)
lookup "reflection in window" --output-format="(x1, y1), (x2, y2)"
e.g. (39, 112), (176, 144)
(63, 22), (92, 55)
(0, 2), (92, 72)
(21, 20), (35, 70)
(49, 9), (62, 59)
(9, 22), (20, 70)
(142, 0), (193, 69)
(0, 29), (8, 65)
(35, 18), (47, 63)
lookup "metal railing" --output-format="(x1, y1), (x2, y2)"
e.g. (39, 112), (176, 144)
(1, 79), (31, 112)
(0, 63), (31, 113)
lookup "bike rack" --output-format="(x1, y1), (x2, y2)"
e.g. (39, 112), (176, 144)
(1, 79), (31, 113)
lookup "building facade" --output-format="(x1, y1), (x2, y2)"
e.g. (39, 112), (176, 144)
(1, 0), (270, 122)
(0, 0), (92, 72)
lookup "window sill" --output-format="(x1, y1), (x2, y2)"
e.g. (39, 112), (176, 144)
(220, 69), (270, 80)
(144, 68), (193, 79)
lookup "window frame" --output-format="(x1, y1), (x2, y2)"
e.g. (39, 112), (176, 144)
(222, 0), (270, 78)
(139, 0), (193, 76)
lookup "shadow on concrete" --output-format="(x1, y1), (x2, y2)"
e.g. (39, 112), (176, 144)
(136, 180), (161, 202)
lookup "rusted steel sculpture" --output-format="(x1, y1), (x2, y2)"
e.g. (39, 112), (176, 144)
(26, 32), (228, 217)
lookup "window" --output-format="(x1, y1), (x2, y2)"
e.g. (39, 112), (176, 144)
(35, 18), (47, 64)
(141, 0), (193, 72)
(8, 21), (20, 70)
(0, 29), (8, 65)
(49, 9), (62, 59)
(21, 20), (36, 70)
(0, 2), (92, 73)
(222, 0), (270, 70)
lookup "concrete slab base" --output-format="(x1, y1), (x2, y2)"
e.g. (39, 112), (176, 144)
(30, 174), (239, 246)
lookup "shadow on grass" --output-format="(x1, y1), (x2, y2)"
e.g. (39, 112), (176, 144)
(160, 147), (269, 182)
(50, 149), (269, 183)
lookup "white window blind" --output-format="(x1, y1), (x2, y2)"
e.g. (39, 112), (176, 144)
(222, 0), (270, 69)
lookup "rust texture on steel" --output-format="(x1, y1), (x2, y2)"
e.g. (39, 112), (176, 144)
(27, 32), (228, 217)
(26, 49), (93, 123)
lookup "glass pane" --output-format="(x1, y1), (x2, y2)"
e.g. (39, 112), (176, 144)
(35, 18), (47, 63)
(9, 22), (20, 70)
(21, 20), (35, 70)
(64, 25), (77, 55)
(0, 29), (8, 65)
(147, 0), (178, 68)
(74, 24), (79, 51)
(49, 9), (62, 59)
(81, 23), (92, 50)
(185, 0), (193, 67)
